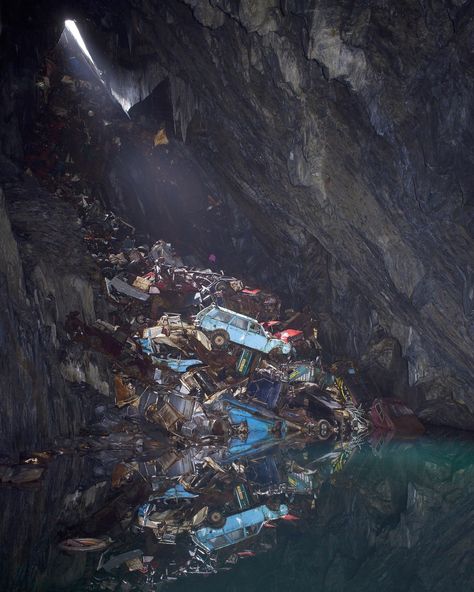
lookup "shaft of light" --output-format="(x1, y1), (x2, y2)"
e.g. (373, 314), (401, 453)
(64, 20), (95, 65)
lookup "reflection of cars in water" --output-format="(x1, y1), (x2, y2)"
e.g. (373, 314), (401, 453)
(137, 478), (288, 551)
(84, 434), (373, 587)
(137, 501), (215, 545)
(371, 398), (425, 434)
(192, 503), (289, 552)
(214, 395), (288, 436)
(195, 305), (292, 356)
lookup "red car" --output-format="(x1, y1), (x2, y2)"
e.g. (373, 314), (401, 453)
(370, 398), (424, 435)
(262, 321), (303, 343)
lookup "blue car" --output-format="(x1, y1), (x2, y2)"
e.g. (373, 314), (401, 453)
(194, 305), (291, 356)
(222, 397), (287, 437)
(192, 503), (289, 552)
(139, 337), (203, 372)
(247, 377), (284, 409)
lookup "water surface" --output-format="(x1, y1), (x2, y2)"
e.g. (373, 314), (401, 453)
(2, 431), (473, 592)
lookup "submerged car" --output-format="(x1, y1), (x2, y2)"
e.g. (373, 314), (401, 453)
(194, 305), (292, 356)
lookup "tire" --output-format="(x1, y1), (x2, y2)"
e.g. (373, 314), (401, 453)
(207, 509), (226, 529)
(210, 330), (229, 349)
(317, 419), (332, 440)
(214, 280), (227, 292)
(268, 348), (284, 362)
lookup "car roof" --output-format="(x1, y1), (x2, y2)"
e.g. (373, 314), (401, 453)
(210, 304), (259, 324)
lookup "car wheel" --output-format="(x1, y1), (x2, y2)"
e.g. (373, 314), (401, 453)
(268, 348), (284, 362)
(207, 509), (226, 529)
(214, 280), (227, 292)
(210, 330), (229, 349)
(317, 419), (332, 440)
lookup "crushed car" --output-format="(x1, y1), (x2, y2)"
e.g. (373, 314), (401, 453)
(194, 305), (292, 357)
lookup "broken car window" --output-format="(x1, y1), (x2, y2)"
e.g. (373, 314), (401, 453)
(230, 316), (249, 330)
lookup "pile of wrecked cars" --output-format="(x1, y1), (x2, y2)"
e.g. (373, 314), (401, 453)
(59, 234), (423, 589)
(16, 46), (426, 590)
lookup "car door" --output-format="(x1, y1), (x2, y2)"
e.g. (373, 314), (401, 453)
(246, 321), (269, 351)
(199, 306), (219, 331)
(227, 316), (248, 345)
(209, 308), (231, 332)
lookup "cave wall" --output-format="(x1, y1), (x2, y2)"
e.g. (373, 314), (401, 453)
(76, 0), (474, 427)
(0, 7), (113, 452)
(0, 159), (112, 453)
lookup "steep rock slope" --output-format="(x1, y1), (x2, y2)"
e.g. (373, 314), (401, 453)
(0, 159), (112, 452)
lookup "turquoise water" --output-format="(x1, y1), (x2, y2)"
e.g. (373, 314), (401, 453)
(2, 432), (474, 591)
(168, 434), (474, 592)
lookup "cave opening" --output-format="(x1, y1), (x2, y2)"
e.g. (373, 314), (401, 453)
(64, 20), (95, 68)
(1, 2), (474, 591)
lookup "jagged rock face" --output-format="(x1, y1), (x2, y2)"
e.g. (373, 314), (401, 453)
(0, 5), (116, 452)
(0, 454), (112, 591)
(1, 1), (474, 429)
(74, 0), (474, 427)
(0, 159), (113, 452)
